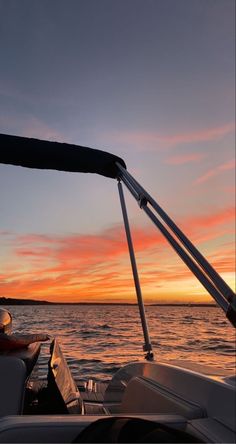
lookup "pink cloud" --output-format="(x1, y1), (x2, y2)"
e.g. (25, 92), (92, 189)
(106, 122), (235, 150)
(165, 152), (206, 165)
(0, 115), (66, 142)
(194, 159), (235, 185)
(21, 117), (66, 141)
(224, 186), (236, 194)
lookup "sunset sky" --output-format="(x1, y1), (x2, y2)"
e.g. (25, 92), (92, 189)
(0, 0), (235, 303)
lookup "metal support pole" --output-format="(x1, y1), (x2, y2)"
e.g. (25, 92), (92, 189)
(116, 162), (236, 327)
(117, 180), (154, 360)
(116, 162), (235, 303)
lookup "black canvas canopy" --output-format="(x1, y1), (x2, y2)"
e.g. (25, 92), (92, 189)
(0, 134), (126, 179)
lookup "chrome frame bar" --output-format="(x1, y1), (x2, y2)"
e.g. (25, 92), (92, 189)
(116, 163), (236, 328)
(118, 180), (154, 360)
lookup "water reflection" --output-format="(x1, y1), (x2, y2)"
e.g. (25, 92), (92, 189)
(5, 304), (235, 382)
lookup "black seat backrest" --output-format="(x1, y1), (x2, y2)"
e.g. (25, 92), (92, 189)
(47, 338), (83, 414)
(0, 356), (27, 416)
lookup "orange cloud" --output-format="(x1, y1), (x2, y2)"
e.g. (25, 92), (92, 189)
(194, 159), (235, 185)
(14, 226), (165, 266)
(0, 206), (234, 302)
(184, 207), (235, 231)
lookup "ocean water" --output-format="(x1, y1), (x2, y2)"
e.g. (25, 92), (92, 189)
(4, 304), (236, 383)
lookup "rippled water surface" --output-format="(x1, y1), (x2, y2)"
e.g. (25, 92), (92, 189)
(5, 305), (236, 383)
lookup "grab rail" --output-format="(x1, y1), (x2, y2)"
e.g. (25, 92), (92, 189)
(116, 163), (236, 328)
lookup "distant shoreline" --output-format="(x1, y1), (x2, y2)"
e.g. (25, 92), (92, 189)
(0, 297), (216, 307)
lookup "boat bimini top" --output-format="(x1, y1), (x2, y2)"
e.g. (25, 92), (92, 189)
(0, 133), (235, 361)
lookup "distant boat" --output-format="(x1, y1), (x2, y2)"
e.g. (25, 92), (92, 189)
(0, 133), (235, 443)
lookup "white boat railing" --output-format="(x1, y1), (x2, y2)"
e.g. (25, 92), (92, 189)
(116, 162), (236, 329)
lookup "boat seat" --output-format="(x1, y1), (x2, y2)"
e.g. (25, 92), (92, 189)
(1, 342), (41, 376)
(47, 338), (83, 414)
(120, 376), (206, 419)
(0, 356), (27, 416)
(47, 339), (108, 415)
(0, 344), (41, 417)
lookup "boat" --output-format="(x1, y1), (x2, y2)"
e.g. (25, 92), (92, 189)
(0, 133), (235, 443)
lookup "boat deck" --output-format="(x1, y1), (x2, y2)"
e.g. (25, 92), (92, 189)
(78, 381), (108, 403)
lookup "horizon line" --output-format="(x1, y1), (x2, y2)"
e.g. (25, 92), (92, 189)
(0, 296), (217, 307)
